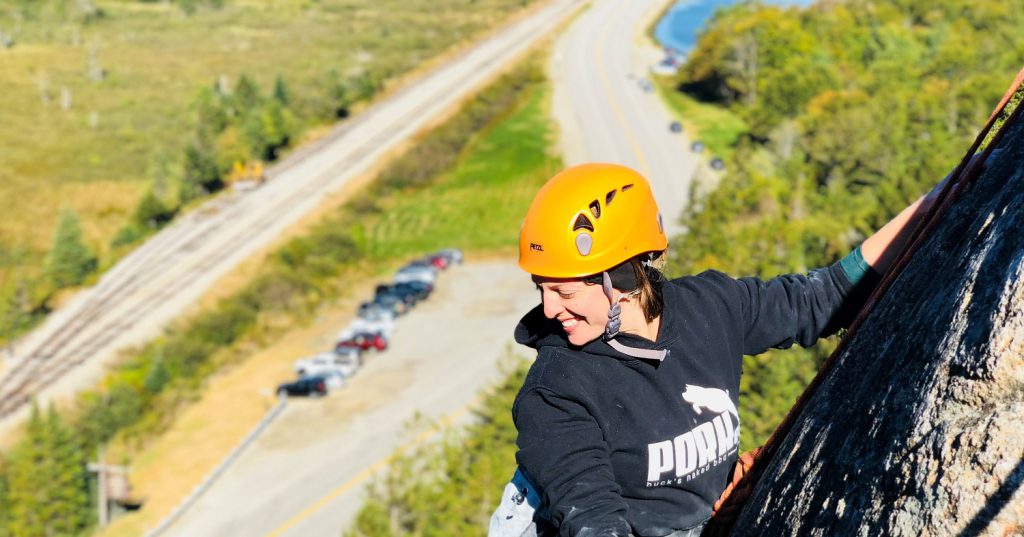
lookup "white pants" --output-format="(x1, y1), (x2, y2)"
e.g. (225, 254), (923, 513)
(488, 467), (707, 537)
(489, 467), (542, 537)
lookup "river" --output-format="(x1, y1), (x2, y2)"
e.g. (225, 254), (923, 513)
(653, 0), (813, 56)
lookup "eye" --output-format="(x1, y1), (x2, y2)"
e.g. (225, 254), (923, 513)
(557, 291), (575, 299)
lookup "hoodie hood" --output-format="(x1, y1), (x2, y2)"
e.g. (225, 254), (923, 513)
(514, 302), (673, 363)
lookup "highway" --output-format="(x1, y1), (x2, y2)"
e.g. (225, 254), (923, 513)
(551, 0), (699, 235)
(0, 0), (585, 439)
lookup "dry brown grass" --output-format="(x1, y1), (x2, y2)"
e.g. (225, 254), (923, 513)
(0, 0), (540, 291)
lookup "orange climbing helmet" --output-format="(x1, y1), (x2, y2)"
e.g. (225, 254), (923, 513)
(519, 163), (667, 278)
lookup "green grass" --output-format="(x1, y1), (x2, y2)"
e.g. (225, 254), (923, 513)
(652, 74), (748, 161)
(362, 86), (559, 257)
(0, 0), (539, 326)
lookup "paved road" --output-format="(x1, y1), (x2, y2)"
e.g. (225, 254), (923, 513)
(0, 0), (585, 439)
(551, 0), (698, 236)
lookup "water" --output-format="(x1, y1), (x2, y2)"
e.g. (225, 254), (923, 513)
(653, 0), (813, 56)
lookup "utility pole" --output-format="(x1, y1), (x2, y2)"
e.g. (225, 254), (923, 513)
(87, 447), (130, 528)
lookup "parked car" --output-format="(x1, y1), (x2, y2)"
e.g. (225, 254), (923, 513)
(691, 141), (705, 153)
(426, 254), (449, 270)
(336, 331), (388, 352)
(277, 376), (328, 398)
(710, 157), (725, 171)
(395, 265), (436, 285)
(437, 248), (463, 265)
(354, 303), (397, 334)
(361, 293), (409, 316)
(357, 302), (394, 321)
(669, 121), (682, 133)
(376, 284), (419, 306)
(346, 310), (394, 339)
(403, 258), (437, 271)
(319, 370), (347, 390)
(294, 349), (361, 378)
(395, 280), (432, 300)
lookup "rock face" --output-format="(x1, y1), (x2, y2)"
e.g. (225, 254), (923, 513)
(732, 115), (1024, 535)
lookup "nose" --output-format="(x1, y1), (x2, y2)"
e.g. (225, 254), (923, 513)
(541, 291), (563, 320)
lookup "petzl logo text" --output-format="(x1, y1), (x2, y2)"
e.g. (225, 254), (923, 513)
(530, 243), (544, 252)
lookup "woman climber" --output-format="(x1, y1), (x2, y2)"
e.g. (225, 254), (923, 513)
(489, 160), (958, 537)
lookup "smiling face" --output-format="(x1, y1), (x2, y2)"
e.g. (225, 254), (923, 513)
(533, 276), (610, 346)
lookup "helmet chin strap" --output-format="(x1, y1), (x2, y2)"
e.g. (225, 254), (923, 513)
(601, 271), (668, 361)
(601, 271), (622, 339)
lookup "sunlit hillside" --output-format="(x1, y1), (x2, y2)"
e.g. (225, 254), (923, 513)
(0, 0), (537, 341)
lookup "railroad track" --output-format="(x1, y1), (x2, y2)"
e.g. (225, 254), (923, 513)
(0, 0), (584, 426)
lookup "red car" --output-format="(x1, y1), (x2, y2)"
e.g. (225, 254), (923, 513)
(336, 332), (388, 352)
(427, 254), (449, 270)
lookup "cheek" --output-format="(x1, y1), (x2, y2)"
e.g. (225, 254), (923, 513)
(578, 296), (608, 326)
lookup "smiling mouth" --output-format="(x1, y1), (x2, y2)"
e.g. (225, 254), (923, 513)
(558, 315), (584, 334)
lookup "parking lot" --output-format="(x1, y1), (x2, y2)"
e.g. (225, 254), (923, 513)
(163, 259), (538, 537)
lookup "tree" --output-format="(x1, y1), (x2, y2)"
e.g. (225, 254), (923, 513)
(324, 68), (352, 119)
(733, 118), (1024, 534)
(4, 404), (91, 537)
(273, 74), (289, 105)
(45, 208), (97, 289)
(192, 85), (228, 144)
(243, 101), (292, 160)
(133, 188), (175, 228)
(0, 461), (10, 537)
(180, 143), (222, 200)
(233, 74), (261, 113)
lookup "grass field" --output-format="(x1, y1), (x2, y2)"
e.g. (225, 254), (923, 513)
(362, 86), (558, 258)
(0, 0), (539, 323)
(91, 56), (557, 537)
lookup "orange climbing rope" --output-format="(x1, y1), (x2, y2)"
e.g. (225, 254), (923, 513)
(705, 64), (1024, 536)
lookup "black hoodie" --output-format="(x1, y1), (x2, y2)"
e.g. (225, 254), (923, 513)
(512, 260), (873, 537)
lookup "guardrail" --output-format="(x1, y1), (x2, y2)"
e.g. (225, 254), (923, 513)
(144, 395), (288, 537)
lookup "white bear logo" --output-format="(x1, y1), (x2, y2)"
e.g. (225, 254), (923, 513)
(681, 384), (739, 420)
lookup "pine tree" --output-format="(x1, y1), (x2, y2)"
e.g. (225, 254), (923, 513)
(180, 143), (222, 200)
(233, 74), (261, 112)
(133, 189), (175, 229)
(45, 208), (97, 289)
(6, 404), (49, 537)
(192, 86), (228, 145)
(0, 459), (11, 537)
(273, 74), (289, 106)
(4, 404), (92, 537)
(42, 406), (92, 535)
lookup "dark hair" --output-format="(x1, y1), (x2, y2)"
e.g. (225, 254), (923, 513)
(629, 255), (664, 323)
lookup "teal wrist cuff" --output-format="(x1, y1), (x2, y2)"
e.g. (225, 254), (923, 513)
(839, 245), (873, 285)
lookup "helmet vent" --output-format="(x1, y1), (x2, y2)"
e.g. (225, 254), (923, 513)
(588, 200), (601, 219)
(572, 213), (594, 232)
(605, 189), (616, 205)
(622, 183), (634, 192)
